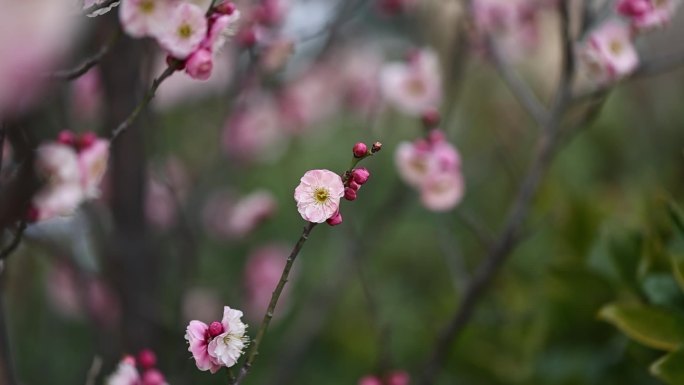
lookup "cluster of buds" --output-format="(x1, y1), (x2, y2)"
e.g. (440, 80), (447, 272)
(105, 349), (168, 385)
(30, 130), (109, 222)
(577, 0), (679, 84)
(119, 0), (240, 80)
(293, 141), (382, 227)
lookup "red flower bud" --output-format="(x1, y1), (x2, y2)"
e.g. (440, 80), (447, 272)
(421, 108), (440, 128)
(137, 349), (157, 370)
(77, 132), (97, 151)
(57, 130), (76, 146)
(326, 211), (343, 226)
(208, 321), (225, 337)
(353, 142), (368, 158)
(215, 1), (236, 15)
(344, 187), (357, 201)
(351, 168), (370, 184)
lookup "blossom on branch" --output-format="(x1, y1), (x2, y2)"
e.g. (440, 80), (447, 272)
(577, 20), (639, 84)
(294, 169), (345, 223)
(185, 306), (249, 373)
(380, 48), (443, 116)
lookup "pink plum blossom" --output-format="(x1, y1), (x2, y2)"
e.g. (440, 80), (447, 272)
(185, 306), (249, 372)
(294, 169), (345, 223)
(119, 0), (174, 38)
(617, 0), (680, 31)
(158, 2), (208, 59)
(36, 143), (81, 184)
(206, 307), (249, 368)
(186, 48), (214, 80)
(380, 48), (443, 116)
(78, 138), (110, 199)
(278, 66), (343, 132)
(203, 12), (242, 52)
(578, 20), (639, 84)
(385, 370), (411, 385)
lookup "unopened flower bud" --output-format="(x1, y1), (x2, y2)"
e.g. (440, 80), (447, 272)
(208, 321), (225, 337)
(77, 132), (97, 151)
(142, 369), (166, 385)
(351, 168), (370, 184)
(421, 108), (440, 128)
(57, 130), (76, 146)
(353, 142), (368, 158)
(326, 211), (343, 226)
(215, 1), (236, 15)
(137, 349), (157, 369)
(349, 180), (360, 191)
(371, 141), (382, 153)
(344, 187), (357, 201)
(121, 355), (136, 366)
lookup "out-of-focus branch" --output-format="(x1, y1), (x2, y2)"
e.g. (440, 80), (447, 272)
(83, 0), (120, 17)
(84, 356), (103, 385)
(231, 222), (317, 385)
(51, 30), (121, 81)
(110, 64), (177, 142)
(0, 221), (27, 266)
(0, 287), (16, 385)
(487, 37), (549, 127)
(417, 3), (577, 384)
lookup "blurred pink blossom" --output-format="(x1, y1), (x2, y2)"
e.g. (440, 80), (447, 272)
(617, 0), (680, 31)
(222, 93), (287, 162)
(395, 130), (465, 212)
(78, 138), (110, 199)
(71, 68), (103, 121)
(106, 356), (141, 385)
(145, 157), (190, 230)
(577, 20), (639, 84)
(279, 66), (343, 132)
(202, 189), (277, 239)
(243, 244), (291, 320)
(294, 169), (345, 223)
(380, 48), (442, 116)
(358, 376), (383, 385)
(119, 0), (174, 38)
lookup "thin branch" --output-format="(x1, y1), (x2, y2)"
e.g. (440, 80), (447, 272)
(231, 222), (317, 385)
(110, 64), (178, 142)
(0, 285), (16, 385)
(84, 356), (103, 385)
(417, 3), (576, 384)
(487, 37), (549, 127)
(0, 221), (27, 264)
(51, 30), (121, 81)
(83, 0), (120, 17)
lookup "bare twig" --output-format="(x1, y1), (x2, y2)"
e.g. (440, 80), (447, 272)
(84, 356), (103, 385)
(0, 221), (27, 264)
(417, 3), (576, 384)
(110, 64), (178, 142)
(51, 30), (121, 81)
(231, 222), (317, 385)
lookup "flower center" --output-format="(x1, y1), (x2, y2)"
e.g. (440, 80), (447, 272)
(139, 0), (155, 13)
(406, 77), (426, 96)
(313, 187), (330, 204)
(178, 24), (193, 39)
(654, 0), (667, 9)
(609, 40), (623, 55)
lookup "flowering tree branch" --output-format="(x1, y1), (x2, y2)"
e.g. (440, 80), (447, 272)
(231, 221), (317, 385)
(417, 3), (576, 384)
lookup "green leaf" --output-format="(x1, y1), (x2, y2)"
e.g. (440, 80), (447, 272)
(651, 348), (684, 384)
(598, 303), (684, 351)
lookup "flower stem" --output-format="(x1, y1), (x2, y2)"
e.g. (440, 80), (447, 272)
(231, 222), (317, 385)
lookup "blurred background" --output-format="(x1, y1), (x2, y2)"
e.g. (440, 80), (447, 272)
(2, 0), (684, 384)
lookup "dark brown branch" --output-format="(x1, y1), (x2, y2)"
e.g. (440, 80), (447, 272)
(110, 64), (177, 142)
(231, 222), (317, 385)
(0, 221), (27, 264)
(51, 30), (120, 81)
